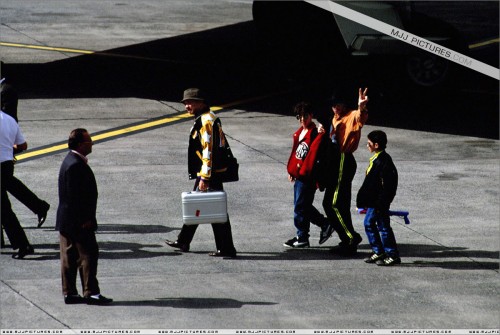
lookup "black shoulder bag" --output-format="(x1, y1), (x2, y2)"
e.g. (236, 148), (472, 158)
(220, 137), (239, 183)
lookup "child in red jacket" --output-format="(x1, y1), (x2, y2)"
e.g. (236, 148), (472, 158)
(284, 102), (333, 248)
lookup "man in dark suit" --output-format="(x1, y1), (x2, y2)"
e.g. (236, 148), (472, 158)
(56, 128), (112, 305)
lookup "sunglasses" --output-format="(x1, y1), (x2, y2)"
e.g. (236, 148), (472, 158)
(295, 114), (311, 120)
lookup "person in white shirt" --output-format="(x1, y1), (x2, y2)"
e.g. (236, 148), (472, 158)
(0, 78), (50, 228)
(0, 110), (34, 259)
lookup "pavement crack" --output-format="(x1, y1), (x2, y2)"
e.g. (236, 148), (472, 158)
(225, 134), (286, 166)
(159, 101), (183, 112)
(397, 222), (499, 273)
(1, 279), (72, 329)
(1, 23), (74, 58)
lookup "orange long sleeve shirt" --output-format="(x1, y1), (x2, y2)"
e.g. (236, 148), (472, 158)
(332, 108), (368, 153)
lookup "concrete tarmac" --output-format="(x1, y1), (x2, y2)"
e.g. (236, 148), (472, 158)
(1, 1), (498, 332)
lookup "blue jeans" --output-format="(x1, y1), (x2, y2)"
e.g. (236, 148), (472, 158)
(363, 208), (399, 257)
(294, 179), (327, 240)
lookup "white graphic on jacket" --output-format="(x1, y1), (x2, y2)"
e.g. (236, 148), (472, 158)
(295, 142), (310, 160)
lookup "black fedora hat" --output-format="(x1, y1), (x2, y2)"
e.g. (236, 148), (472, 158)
(181, 88), (206, 103)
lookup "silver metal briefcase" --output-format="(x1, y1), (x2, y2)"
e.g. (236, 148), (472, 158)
(181, 191), (228, 225)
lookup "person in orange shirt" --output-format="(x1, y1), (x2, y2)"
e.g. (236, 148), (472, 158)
(317, 87), (369, 256)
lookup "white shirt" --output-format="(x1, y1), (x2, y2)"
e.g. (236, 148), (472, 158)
(0, 111), (25, 162)
(71, 150), (88, 164)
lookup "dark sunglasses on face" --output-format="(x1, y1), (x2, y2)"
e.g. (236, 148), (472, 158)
(296, 114), (311, 120)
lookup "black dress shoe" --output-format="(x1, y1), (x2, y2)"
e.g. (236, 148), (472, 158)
(208, 250), (237, 258)
(12, 244), (34, 259)
(85, 294), (113, 305)
(64, 294), (85, 304)
(37, 201), (50, 228)
(165, 239), (189, 252)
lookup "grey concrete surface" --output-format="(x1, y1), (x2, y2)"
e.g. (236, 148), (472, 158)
(1, 0), (498, 332)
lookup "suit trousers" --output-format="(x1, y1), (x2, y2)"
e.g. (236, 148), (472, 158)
(1, 161), (30, 250)
(177, 178), (236, 254)
(59, 231), (100, 297)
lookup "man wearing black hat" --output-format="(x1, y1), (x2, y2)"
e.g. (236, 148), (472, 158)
(317, 87), (369, 256)
(165, 88), (237, 258)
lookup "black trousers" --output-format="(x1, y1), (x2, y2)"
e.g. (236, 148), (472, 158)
(1, 161), (30, 250)
(7, 175), (47, 216)
(322, 153), (362, 245)
(177, 178), (236, 254)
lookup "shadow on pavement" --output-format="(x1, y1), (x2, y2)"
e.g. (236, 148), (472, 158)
(1, 241), (181, 261)
(96, 224), (175, 235)
(406, 260), (498, 271)
(27, 224), (176, 234)
(400, 243), (499, 270)
(2, 242), (497, 270)
(111, 297), (277, 309)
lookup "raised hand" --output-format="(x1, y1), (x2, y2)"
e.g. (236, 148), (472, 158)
(358, 87), (368, 111)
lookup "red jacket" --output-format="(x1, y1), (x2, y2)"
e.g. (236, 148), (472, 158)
(298, 131), (326, 182)
(287, 125), (318, 180)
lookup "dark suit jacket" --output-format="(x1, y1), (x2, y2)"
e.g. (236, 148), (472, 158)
(56, 151), (98, 236)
